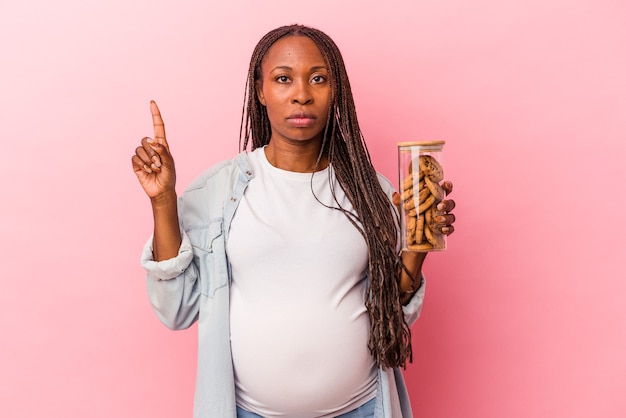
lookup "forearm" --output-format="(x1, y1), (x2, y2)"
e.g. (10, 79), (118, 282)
(150, 190), (182, 261)
(399, 251), (426, 305)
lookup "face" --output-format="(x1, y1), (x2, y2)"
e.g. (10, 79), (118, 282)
(256, 36), (331, 145)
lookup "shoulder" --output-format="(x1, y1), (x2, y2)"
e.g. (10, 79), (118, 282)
(184, 152), (252, 194)
(376, 172), (396, 199)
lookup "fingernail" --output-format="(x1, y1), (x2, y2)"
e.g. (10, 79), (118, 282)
(437, 203), (445, 210)
(152, 156), (161, 168)
(143, 165), (152, 173)
(147, 137), (155, 144)
(436, 216), (446, 223)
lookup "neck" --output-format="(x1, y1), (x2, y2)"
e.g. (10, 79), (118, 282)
(264, 141), (328, 173)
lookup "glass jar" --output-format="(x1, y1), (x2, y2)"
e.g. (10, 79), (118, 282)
(397, 141), (446, 252)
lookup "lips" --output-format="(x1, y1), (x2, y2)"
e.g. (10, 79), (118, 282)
(286, 111), (317, 127)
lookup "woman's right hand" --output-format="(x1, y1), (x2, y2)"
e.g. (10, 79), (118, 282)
(131, 101), (176, 199)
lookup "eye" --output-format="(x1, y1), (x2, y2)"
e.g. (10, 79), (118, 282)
(311, 75), (327, 84)
(276, 75), (290, 83)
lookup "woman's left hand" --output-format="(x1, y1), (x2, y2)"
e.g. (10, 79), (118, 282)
(433, 181), (456, 236)
(392, 180), (456, 236)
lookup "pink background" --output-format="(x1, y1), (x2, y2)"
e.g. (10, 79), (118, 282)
(1, 0), (625, 417)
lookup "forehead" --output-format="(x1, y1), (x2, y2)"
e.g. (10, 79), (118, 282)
(262, 36), (326, 69)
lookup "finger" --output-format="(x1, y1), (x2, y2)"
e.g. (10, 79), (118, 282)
(436, 213), (456, 225)
(432, 213), (455, 235)
(150, 100), (168, 147)
(134, 144), (160, 173)
(140, 137), (163, 172)
(392, 192), (401, 210)
(436, 199), (456, 212)
(441, 225), (455, 236)
(442, 181), (453, 195)
(131, 154), (153, 174)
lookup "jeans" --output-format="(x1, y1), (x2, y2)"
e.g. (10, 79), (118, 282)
(236, 397), (376, 418)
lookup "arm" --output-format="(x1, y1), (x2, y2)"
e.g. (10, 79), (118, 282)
(394, 182), (456, 305)
(131, 100), (181, 260)
(399, 251), (426, 305)
(133, 101), (199, 329)
(150, 190), (181, 261)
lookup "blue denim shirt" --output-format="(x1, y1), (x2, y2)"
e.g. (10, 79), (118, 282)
(141, 151), (426, 418)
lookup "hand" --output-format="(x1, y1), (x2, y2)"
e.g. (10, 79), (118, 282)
(433, 181), (456, 236)
(393, 180), (456, 236)
(131, 101), (176, 199)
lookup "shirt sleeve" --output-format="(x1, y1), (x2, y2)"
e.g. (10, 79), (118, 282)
(141, 229), (202, 330)
(402, 274), (426, 326)
(140, 229), (194, 281)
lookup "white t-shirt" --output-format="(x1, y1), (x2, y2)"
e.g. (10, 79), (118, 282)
(227, 147), (377, 417)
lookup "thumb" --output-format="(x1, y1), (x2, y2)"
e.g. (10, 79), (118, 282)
(392, 192), (401, 210)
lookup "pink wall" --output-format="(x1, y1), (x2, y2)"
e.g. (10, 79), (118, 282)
(1, 0), (625, 417)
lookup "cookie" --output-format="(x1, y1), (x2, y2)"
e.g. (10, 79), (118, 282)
(424, 177), (445, 201)
(401, 154), (446, 251)
(418, 155), (444, 182)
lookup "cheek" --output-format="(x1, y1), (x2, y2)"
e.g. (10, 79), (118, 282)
(264, 101), (283, 126)
(263, 89), (287, 110)
(320, 97), (332, 122)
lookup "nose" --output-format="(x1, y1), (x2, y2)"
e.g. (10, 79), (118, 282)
(291, 79), (313, 105)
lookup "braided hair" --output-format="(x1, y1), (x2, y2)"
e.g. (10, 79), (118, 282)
(239, 24), (412, 369)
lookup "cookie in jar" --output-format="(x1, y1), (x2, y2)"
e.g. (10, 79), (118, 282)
(398, 141), (447, 252)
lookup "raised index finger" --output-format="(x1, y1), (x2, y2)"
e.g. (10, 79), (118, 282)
(150, 100), (168, 146)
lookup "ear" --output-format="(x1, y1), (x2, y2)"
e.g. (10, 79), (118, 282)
(255, 80), (266, 106)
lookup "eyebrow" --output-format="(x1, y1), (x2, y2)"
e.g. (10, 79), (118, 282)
(270, 65), (328, 72)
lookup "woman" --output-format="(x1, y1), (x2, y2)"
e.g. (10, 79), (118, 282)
(132, 24), (456, 418)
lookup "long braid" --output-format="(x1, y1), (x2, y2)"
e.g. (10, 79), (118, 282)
(240, 24), (412, 369)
